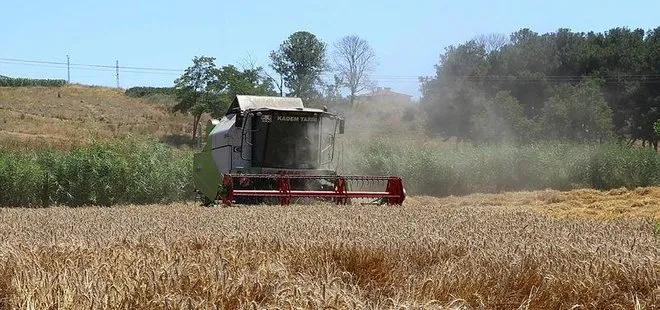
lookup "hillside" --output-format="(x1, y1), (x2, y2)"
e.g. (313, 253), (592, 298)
(0, 84), (425, 149)
(0, 84), (194, 149)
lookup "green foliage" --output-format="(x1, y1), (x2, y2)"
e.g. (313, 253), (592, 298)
(470, 91), (537, 144)
(125, 87), (177, 98)
(320, 75), (346, 107)
(655, 119), (660, 135)
(420, 84), (481, 142)
(270, 31), (327, 103)
(0, 77), (66, 87)
(438, 40), (490, 78)
(421, 26), (660, 147)
(344, 139), (660, 197)
(212, 64), (277, 116)
(173, 56), (219, 116)
(585, 143), (659, 189)
(0, 139), (192, 207)
(540, 79), (614, 142)
(173, 56), (277, 143)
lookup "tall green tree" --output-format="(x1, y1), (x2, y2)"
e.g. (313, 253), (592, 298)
(269, 31), (327, 103)
(173, 56), (220, 143)
(174, 57), (279, 144)
(636, 27), (660, 150)
(539, 79), (613, 142)
(470, 91), (536, 144)
(421, 26), (660, 147)
(419, 40), (489, 142)
(212, 65), (277, 115)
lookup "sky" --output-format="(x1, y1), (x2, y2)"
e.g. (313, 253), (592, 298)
(1, 0), (659, 99)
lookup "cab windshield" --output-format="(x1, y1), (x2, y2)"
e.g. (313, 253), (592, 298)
(262, 113), (321, 169)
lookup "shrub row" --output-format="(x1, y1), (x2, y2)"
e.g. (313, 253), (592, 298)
(125, 86), (177, 98)
(0, 139), (193, 207)
(1, 137), (657, 207)
(344, 139), (660, 196)
(0, 77), (67, 87)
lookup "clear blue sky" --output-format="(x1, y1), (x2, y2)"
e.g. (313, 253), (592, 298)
(1, 0), (659, 99)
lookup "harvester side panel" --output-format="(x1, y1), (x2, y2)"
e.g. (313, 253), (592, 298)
(193, 151), (221, 202)
(208, 114), (251, 174)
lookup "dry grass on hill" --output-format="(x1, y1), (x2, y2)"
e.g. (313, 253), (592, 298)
(0, 85), (193, 148)
(0, 84), (423, 148)
(0, 187), (657, 309)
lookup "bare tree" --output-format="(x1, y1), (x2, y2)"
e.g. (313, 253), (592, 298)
(264, 70), (285, 97)
(473, 33), (509, 53)
(333, 35), (377, 107)
(237, 52), (259, 71)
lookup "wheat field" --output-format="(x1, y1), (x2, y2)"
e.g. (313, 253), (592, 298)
(0, 187), (658, 309)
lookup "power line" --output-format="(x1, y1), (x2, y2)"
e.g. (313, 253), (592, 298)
(0, 60), (67, 69)
(0, 57), (426, 79)
(0, 57), (185, 73)
(3, 56), (660, 86)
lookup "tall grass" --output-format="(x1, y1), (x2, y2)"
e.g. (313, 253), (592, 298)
(1, 136), (657, 207)
(343, 138), (660, 196)
(0, 139), (192, 207)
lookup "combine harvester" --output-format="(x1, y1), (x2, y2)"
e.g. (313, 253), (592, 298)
(193, 95), (406, 206)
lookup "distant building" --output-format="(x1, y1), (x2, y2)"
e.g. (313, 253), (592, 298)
(357, 87), (412, 103)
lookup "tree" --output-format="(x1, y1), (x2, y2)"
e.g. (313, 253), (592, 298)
(470, 91), (536, 144)
(320, 75), (346, 109)
(419, 41), (490, 142)
(655, 119), (660, 135)
(539, 79), (613, 142)
(211, 64), (276, 115)
(473, 33), (509, 53)
(174, 57), (278, 144)
(269, 31), (327, 102)
(420, 81), (483, 143)
(333, 35), (377, 107)
(173, 56), (219, 143)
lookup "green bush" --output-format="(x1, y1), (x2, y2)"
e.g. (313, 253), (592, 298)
(1, 135), (657, 207)
(586, 143), (660, 190)
(125, 86), (177, 98)
(0, 77), (66, 87)
(342, 139), (660, 196)
(0, 139), (193, 207)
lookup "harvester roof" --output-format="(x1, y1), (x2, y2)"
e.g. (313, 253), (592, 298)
(226, 95), (308, 115)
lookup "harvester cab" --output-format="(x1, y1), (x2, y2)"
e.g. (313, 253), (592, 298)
(193, 95), (405, 206)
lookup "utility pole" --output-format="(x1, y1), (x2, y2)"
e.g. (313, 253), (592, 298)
(66, 55), (70, 83)
(116, 60), (119, 88)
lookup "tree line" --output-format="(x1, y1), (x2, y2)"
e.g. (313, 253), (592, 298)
(167, 27), (659, 148)
(418, 27), (660, 149)
(170, 31), (377, 142)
